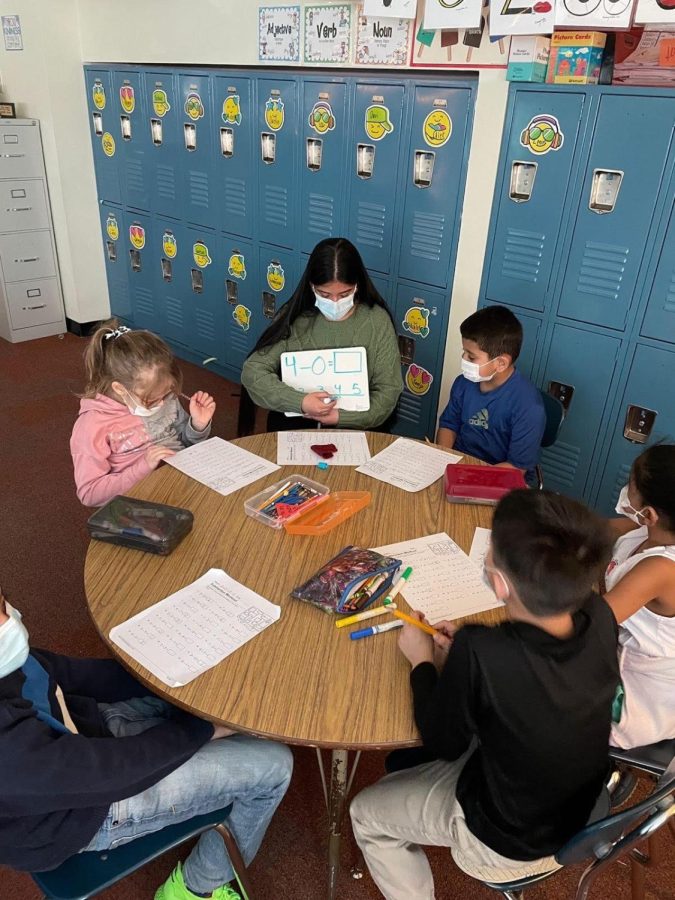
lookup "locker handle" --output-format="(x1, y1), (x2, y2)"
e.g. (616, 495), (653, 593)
(202, 357), (217, 366)
(0, 153), (25, 158)
(623, 405), (657, 444)
(24, 304), (46, 311)
(7, 206), (32, 212)
(14, 256), (39, 263)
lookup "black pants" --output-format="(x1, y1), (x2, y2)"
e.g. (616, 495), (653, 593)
(265, 409), (398, 434)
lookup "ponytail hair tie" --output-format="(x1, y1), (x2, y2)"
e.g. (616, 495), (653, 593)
(104, 325), (132, 341)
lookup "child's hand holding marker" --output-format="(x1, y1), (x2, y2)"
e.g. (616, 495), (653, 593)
(397, 610), (436, 667)
(180, 391), (216, 432)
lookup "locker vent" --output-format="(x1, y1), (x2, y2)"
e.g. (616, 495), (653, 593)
(125, 159), (146, 203)
(397, 391), (424, 425)
(110, 281), (131, 320)
(195, 307), (216, 341)
(663, 270), (675, 314)
(308, 192), (334, 238)
(264, 184), (288, 227)
(165, 294), (185, 330)
(156, 165), (177, 203)
(540, 441), (580, 490)
(134, 286), (154, 318)
(231, 329), (249, 356)
(611, 464), (632, 508)
(356, 201), (386, 249)
(188, 170), (210, 211)
(576, 241), (628, 300)
(409, 211), (445, 262)
(224, 177), (247, 219)
(501, 228), (544, 283)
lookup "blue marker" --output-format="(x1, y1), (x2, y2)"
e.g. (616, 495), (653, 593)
(350, 620), (403, 641)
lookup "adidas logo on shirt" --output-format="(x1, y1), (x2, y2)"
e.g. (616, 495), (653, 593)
(468, 408), (489, 430)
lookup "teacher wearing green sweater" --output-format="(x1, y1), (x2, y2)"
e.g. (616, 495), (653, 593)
(239, 238), (402, 434)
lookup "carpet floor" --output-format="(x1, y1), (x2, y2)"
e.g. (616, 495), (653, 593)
(0, 333), (672, 899)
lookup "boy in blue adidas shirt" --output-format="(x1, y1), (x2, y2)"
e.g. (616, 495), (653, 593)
(436, 306), (545, 480)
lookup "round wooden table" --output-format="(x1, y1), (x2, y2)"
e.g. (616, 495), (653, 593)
(85, 432), (502, 899)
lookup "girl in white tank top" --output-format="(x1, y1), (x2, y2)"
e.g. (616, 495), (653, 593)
(604, 445), (675, 749)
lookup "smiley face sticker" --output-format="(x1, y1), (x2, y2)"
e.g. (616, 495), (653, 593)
(228, 253), (247, 280)
(162, 231), (177, 259)
(101, 132), (116, 157)
(222, 95), (242, 126)
(520, 115), (564, 156)
(405, 364), (433, 396)
(365, 104), (393, 141)
(92, 80), (106, 111)
(129, 224), (145, 250)
(119, 85), (135, 114)
(266, 262), (285, 292)
(152, 89), (171, 118)
(423, 110), (452, 148)
(193, 242), (212, 268)
(233, 304), (252, 332)
(264, 96), (285, 131)
(309, 101), (335, 135)
(105, 214), (119, 242)
(402, 307), (430, 339)
(185, 92), (205, 121)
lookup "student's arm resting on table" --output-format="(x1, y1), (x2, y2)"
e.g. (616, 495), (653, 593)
(604, 556), (675, 624)
(241, 340), (306, 416)
(70, 420), (153, 508)
(337, 315), (402, 429)
(34, 651), (151, 703)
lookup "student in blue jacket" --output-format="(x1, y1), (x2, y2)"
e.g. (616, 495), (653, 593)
(0, 588), (292, 900)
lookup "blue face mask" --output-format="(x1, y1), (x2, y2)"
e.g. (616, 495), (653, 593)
(0, 602), (30, 679)
(314, 289), (355, 322)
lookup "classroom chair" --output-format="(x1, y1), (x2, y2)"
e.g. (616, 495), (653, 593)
(535, 390), (566, 490)
(480, 754), (675, 900)
(30, 804), (252, 900)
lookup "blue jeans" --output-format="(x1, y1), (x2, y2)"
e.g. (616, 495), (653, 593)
(81, 697), (293, 894)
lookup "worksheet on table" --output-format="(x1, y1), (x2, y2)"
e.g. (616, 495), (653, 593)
(110, 569), (281, 687)
(276, 430), (371, 466)
(375, 532), (502, 622)
(167, 437), (279, 496)
(469, 527), (491, 570)
(357, 438), (462, 492)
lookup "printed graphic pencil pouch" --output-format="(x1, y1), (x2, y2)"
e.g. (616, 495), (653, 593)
(291, 545), (401, 615)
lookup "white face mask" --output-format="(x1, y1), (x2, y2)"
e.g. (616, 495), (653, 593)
(122, 388), (165, 418)
(615, 484), (648, 525)
(0, 601), (30, 678)
(482, 564), (510, 601)
(314, 290), (355, 322)
(461, 356), (499, 384)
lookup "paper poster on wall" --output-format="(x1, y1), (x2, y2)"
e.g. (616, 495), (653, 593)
(411, 6), (509, 66)
(355, 7), (413, 65)
(423, 0), (482, 30)
(363, 0), (418, 17)
(636, 0), (675, 23)
(258, 6), (301, 62)
(305, 5), (352, 63)
(490, 0), (555, 36)
(2, 15), (22, 50)
(554, 0), (636, 30)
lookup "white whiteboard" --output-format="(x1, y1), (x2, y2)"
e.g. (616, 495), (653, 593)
(280, 346), (370, 413)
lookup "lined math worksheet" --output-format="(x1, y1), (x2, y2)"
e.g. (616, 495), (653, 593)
(357, 438), (462, 492)
(167, 437), (279, 496)
(276, 430), (371, 466)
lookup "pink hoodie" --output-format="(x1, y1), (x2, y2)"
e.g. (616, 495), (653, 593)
(70, 394), (210, 507)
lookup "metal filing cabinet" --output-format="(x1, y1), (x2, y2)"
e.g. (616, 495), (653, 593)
(0, 119), (65, 343)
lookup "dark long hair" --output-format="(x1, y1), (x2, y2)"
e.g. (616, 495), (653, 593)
(632, 443), (675, 531)
(238, 238), (394, 435)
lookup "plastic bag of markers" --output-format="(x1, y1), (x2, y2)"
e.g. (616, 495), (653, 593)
(291, 545), (401, 615)
(87, 495), (193, 556)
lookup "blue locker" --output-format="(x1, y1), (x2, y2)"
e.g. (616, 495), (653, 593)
(124, 211), (157, 330)
(479, 301), (543, 381)
(152, 218), (190, 347)
(145, 70), (182, 219)
(256, 76), (298, 249)
(111, 69), (150, 211)
(299, 79), (349, 253)
(398, 84), (472, 290)
(593, 344), (675, 515)
(99, 203), (131, 323)
(221, 234), (255, 372)
(85, 68), (121, 205)
(538, 324), (620, 499)
(485, 89), (587, 313)
(183, 226), (224, 361)
(558, 94), (675, 331)
(179, 72), (216, 228)
(213, 75), (255, 239)
(368, 272), (391, 307)
(393, 282), (446, 438)
(347, 81), (405, 275)
(640, 193), (675, 346)
(255, 244), (298, 344)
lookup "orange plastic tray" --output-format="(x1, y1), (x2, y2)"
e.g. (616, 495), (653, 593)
(284, 491), (371, 535)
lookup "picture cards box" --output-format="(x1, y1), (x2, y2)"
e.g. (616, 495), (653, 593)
(507, 36), (551, 82)
(546, 31), (606, 84)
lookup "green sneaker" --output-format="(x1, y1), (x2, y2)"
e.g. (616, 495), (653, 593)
(155, 862), (242, 900)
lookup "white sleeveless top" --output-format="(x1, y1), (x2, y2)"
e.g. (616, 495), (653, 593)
(606, 526), (675, 749)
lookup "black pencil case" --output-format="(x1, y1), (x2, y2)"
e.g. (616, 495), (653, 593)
(87, 495), (193, 556)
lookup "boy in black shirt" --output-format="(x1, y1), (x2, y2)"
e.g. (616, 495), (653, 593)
(351, 490), (619, 898)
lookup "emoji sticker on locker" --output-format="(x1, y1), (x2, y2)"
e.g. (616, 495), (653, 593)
(233, 304), (252, 332)
(193, 242), (212, 268)
(119, 85), (135, 114)
(101, 132), (116, 157)
(228, 253), (247, 280)
(162, 231), (177, 259)
(129, 224), (145, 250)
(405, 364), (433, 396)
(264, 96), (285, 131)
(222, 95), (242, 126)
(92, 80), (106, 110)
(266, 262), (285, 292)
(106, 214), (119, 241)
(365, 104), (393, 141)
(309, 101), (335, 134)
(185, 92), (205, 121)
(152, 89), (171, 118)
(423, 110), (452, 148)
(520, 115), (564, 156)
(402, 307), (430, 339)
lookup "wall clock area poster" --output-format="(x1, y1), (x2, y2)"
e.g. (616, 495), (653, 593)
(490, 0), (555, 36)
(356, 6), (413, 64)
(363, 0), (418, 18)
(305, 4), (352, 63)
(554, 0), (636, 30)
(259, 6), (301, 62)
(411, 5), (510, 66)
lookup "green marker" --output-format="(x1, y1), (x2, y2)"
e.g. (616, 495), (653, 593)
(383, 566), (413, 606)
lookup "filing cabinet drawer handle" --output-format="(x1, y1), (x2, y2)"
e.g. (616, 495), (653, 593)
(24, 304), (46, 311)
(7, 206), (32, 212)
(14, 256), (39, 263)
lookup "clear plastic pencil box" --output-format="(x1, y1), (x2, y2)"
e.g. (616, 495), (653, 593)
(87, 495), (193, 555)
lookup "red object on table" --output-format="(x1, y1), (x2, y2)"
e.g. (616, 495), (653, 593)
(311, 443), (338, 459)
(444, 464), (527, 506)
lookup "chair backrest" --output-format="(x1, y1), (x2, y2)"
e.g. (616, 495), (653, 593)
(556, 756), (675, 866)
(539, 390), (565, 449)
